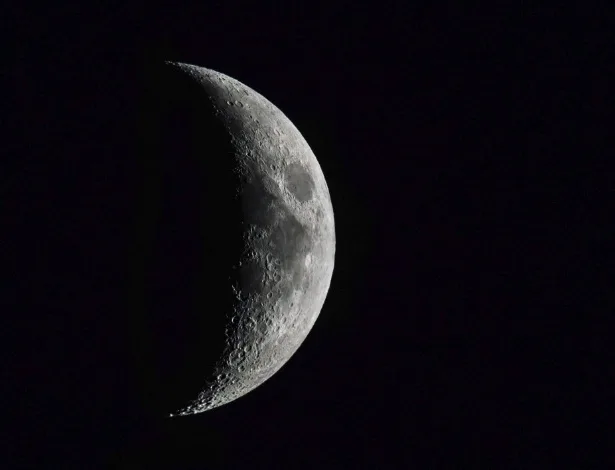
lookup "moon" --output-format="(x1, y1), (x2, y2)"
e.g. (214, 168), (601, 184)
(139, 62), (335, 417)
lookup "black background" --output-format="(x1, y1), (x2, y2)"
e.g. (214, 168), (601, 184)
(3, 2), (613, 468)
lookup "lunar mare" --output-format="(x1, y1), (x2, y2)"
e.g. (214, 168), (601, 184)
(160, 62), (335, 416)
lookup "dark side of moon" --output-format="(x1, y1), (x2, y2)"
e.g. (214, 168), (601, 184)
(133, 62), (335, 416)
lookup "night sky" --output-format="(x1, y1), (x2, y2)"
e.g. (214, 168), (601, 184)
(3, 3), (611, 468)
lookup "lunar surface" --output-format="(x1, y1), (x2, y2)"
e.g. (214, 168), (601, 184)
(138, 62), (335, 416)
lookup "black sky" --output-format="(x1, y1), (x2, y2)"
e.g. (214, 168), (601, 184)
(3, 2), (613, 468)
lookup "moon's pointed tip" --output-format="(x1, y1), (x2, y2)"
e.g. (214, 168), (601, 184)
(162, 60), (183, 67)
(162, 60), (216, 74)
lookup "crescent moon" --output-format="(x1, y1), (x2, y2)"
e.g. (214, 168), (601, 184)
(148, 62), (336, 416)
